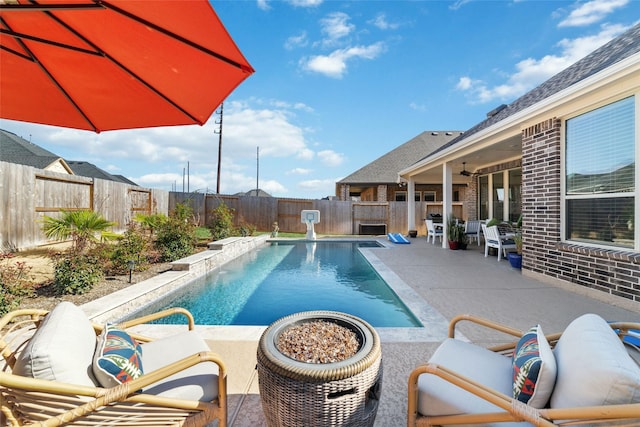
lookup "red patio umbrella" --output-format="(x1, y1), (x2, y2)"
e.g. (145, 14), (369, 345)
(0, 0), (254, 133)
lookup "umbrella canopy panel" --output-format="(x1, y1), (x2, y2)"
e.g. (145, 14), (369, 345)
(0, 0), (254, 132)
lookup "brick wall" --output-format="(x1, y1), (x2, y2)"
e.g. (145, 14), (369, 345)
(377, 185), (387, 202)
(521, 118), (639, 303)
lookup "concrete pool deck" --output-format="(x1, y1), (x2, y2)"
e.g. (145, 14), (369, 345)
(86, 236), (639, 426)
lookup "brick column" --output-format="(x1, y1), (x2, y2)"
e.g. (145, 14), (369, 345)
(521, 118), (562, 272)
(377, 185), (387, 202)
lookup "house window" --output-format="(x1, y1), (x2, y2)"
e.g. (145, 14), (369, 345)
(415, 191), (422, 202)
(565, 96), (635, 249)
(423, 191), (436, 202)
(395, 191), (407, 202)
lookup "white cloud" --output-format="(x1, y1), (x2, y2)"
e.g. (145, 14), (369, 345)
(297, 178), (336, 196)
(287, 0), (322, 7)
(409, 102), (427, 112)
(559, 0), (628, 27)
(456, 76), (473, 90)
(285, 31), (308, 50)
(370, 13), (400, 30)
(449, 0), (472, 11)
(257, 0), (270, 11)
(302, 42), (386, 78)
(288, 167), (313, 175)
(456, 24), (630, 104)
(317, 150), (344, 167)
(320, 12), (354, 44)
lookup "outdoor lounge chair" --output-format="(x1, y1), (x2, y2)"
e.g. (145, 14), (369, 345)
(408, 313), (640, 427)
(481, 224), (516, 261)
(0, 302), (227, 427)
(425, 219), (443, 245)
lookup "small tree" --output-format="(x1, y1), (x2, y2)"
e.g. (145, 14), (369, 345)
(41, 210), (116, 253)
(41, 210), (115, 295)
(209, 203), (235, 240)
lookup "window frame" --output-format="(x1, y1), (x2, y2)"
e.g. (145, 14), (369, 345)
(561, 95), (638, 252)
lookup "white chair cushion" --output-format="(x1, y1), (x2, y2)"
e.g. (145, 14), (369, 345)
(140, 331), (219, 402)
(418, 338), (513, 416)
(550, 313), (640, 408)
(14, 302), (98, 386)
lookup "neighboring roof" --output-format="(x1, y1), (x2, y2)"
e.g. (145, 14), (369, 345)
(339, 130), (463, 184)
(113, 175), (139, 186)
(0, 128), (69, 171)
(240, 189), (272, 197)
(424, 23), (640, 161)
(1, 128), (139, 185)
(66, 160), (137, 185)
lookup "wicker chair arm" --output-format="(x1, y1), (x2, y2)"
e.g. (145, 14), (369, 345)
(2, 351), (227, 427)
(448, 314), (524, 339)
(112, 307), (195, 330)
(408, 363), (555, 427)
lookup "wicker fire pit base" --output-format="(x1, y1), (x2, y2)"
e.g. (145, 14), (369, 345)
(257, 311), (383, 427)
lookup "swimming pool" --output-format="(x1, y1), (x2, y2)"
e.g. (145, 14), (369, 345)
(129, 241), (422, 327)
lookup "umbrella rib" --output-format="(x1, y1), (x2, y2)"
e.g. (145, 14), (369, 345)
(0, 3), (104, 12)
(31, 3), (203, 126)
(0, 16), (100, 132)
(0, 28), (102, 56)
(102, 0), (253, 73)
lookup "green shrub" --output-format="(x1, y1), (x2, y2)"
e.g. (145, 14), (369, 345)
(155, 202), (196, 262)
(237, 223), (256, 237)
(133, 213), (168, 237)
(0, 253), (35, 316)
(209, 203), (235, 240)
(53, 254), (103, 295)
(110, 225), (149, 274)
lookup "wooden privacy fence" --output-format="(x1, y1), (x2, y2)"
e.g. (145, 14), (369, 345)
(170, 193), (444, 236)
(0, 161), (169, 251)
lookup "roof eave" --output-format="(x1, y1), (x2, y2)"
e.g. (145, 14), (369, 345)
(399, 51), (640, 178)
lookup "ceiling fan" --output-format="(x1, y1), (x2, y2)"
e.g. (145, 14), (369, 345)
(460, 162), (473, 177)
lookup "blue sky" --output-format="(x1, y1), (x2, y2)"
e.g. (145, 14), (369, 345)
(1, 0), (638, 199)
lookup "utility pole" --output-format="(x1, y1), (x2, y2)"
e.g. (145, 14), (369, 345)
(215, 103), (223, 194)
(256, 146), (259, 194)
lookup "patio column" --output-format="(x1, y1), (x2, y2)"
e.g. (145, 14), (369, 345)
(407, 177), (416, 232)
(442, 162), (453, 248)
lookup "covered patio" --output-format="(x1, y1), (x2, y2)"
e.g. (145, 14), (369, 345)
(398, 23), (640, 306)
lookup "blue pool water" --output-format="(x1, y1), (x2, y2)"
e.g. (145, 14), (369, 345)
(130, 241), (422, 327)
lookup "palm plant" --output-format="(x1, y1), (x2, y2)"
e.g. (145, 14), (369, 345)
(41, 210), (116, 253)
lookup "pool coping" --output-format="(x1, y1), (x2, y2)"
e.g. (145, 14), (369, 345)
(81, 236), (452, 343)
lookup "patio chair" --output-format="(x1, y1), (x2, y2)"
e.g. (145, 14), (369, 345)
(464, 220), (482, 246)
(481, 224), (516, 261)
(425, 219), (443, 245)
(0, 302), (227, 427)
(408, 313), (640, 427)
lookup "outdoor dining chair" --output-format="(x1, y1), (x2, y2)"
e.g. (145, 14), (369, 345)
(481, 224), (516, 261)
(425, 219), (443, 245)
(464, 220), (482, 246)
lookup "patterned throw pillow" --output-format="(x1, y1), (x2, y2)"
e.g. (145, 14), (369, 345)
(93, 325), (143, 388)
(512, 325), (557, 408)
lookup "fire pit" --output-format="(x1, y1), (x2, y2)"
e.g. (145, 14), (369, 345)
(256, 311), (382, 427)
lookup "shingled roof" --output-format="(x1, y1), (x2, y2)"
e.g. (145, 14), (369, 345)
(0, 129), (66, 170)
(339, 130), (463, 184)
(66, 160), (137, 185)
(423, 23), (640, 161)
